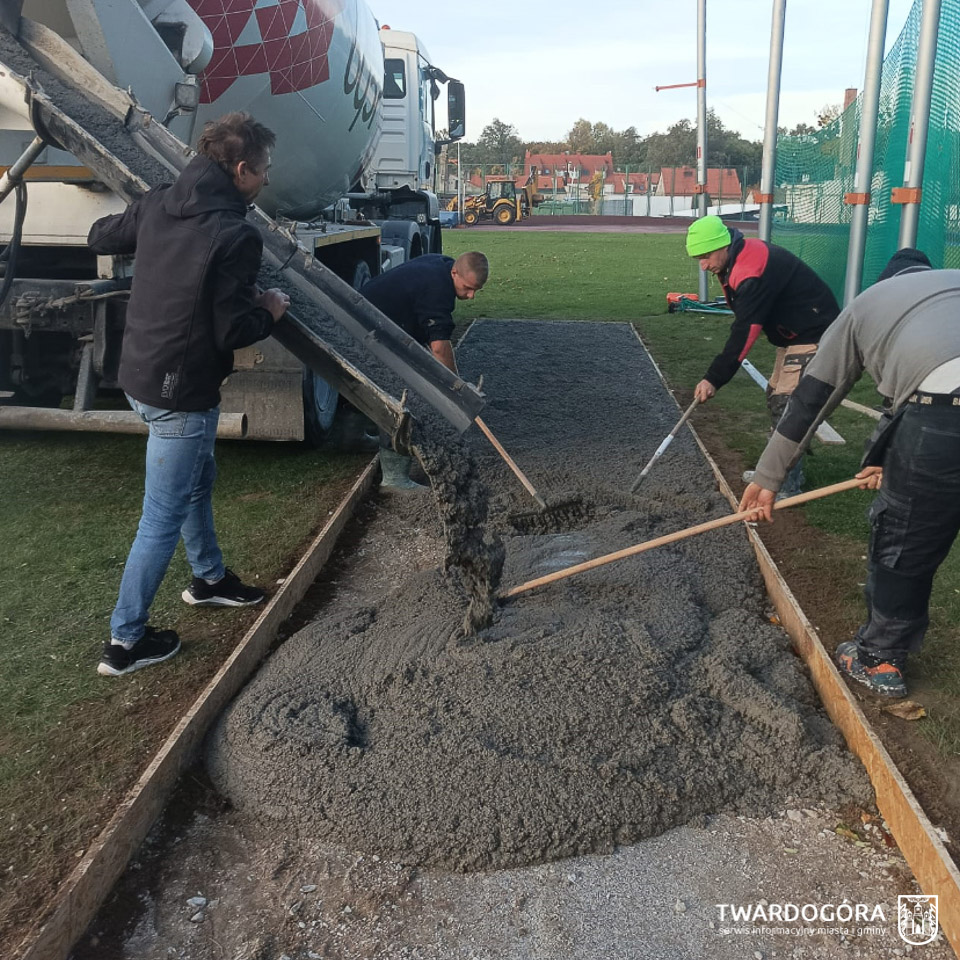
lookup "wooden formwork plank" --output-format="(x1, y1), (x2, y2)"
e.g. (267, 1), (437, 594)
(746, 525), (960, 954)
(16, 459), (379, 960)
(631, 322), (960, 956)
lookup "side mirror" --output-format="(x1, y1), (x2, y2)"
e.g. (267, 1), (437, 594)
(447, 81), (465, 141)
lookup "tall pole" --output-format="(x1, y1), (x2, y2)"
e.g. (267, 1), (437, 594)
(758, 0), (787, 242)
(457, 140), (463, 224)
(843, 0), (889, 305)
(896, 0), (942, 249)
(696, 0), (708, 301)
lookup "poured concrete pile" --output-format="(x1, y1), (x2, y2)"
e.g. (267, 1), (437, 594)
(207, 320), (872, 871)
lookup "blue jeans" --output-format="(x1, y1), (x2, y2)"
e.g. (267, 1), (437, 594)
(856, 403), (960, 665)
(110, 396), (225, 642)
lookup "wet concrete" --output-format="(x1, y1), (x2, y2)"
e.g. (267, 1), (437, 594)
(0, 30), (173, 185)
(206, 320), (872, 871)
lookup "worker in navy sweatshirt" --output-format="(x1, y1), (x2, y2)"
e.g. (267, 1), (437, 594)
(361, 251), (488, 490)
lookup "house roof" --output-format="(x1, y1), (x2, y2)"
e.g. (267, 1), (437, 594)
(524, 150), (614, 179)
(610, 172), (659, 193)
(659, 166), (742, 197)
(513, 175), (556, 191)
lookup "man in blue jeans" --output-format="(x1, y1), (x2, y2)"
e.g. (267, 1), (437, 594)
(739, 249), (959, 700)
(88, 112), (289, 676)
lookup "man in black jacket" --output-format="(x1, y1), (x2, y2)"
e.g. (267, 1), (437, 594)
(686, 215), (840, 495)
(88, 112), (289, 676)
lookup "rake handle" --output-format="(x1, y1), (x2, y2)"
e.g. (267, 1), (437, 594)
(475, 416), (546, 509)
(630, 397), (700, 493)
(502, 476), (867, 600)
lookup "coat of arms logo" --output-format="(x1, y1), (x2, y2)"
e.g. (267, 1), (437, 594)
(898, 895), (938, 945)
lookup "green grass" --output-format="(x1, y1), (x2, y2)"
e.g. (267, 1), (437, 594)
(444, 230), (696, 321)
(0, 429), (364, 939)
(0, 434), (362, 736)
(446, 227), (960, 753)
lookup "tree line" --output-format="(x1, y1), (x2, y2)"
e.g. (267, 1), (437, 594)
(457, 108), (840, 178)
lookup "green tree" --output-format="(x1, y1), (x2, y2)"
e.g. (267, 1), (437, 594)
(641, 110), (762, 176)
(526, 140), (567, 156)
(478, 118), (524, 168)
(563, 119), (645, 166)
(817, 103), (842, 128)
(566, 118), (595, 153)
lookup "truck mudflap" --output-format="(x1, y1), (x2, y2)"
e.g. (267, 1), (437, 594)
(0, 18), (484, 442)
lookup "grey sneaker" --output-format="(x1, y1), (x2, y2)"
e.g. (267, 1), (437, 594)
(98, 626), (181, 677)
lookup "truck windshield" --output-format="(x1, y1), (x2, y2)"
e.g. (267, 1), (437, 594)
(384, 59), (405, 99)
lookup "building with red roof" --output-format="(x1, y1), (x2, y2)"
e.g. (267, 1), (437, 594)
(656, 166), (742, 200)
(609, 172), (660, 195)
(523, 150), (614, 183)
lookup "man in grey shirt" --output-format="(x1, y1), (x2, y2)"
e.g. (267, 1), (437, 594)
(740, 250), (959, 699)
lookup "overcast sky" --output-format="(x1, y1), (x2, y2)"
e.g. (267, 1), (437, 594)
(372, 0), (917, 144)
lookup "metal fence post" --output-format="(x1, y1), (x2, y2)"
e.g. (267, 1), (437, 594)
(758, 0), (787, 242)
(696, 0), (709, 300)
(843, 0), (889, 304)
(896, 0), (942, 249)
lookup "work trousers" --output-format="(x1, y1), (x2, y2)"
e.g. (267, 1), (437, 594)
(110, 397), (225, 642)
(856, 402), (960, 665)
(767, 343), (818, 496)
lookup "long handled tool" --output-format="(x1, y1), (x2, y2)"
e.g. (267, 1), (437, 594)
(630, 397), (699, 492)
(475, 416), (547, 509)
(502, 477), (867, 600)
(740, 359), (845, 445)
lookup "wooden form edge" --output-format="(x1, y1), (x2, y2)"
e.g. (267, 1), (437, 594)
(698, 434), (960, 956)
(629, 324), (960, 955)
(17, 458), (380, 960)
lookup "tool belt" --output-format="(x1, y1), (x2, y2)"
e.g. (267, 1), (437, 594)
(906, 390), (960, 407)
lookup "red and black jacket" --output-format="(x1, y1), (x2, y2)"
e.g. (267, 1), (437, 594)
(704, 229), (840, 389)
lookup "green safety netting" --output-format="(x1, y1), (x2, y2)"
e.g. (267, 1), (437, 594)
(771, 0), (960, 300)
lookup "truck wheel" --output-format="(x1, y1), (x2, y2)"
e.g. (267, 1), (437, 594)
(302, 370), (339, 446)
(463, 210), (479, 226)
(301, 257), (373, 446)
(495, 205), (516, 225)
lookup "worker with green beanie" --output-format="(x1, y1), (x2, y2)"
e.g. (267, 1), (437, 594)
(685, 215), (840, 497)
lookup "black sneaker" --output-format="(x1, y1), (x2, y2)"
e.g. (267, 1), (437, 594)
(97, 626), (181, 677)
(182, 568), (265, 607)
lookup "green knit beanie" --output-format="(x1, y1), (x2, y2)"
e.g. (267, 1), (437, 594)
(686, 215), (731, 257)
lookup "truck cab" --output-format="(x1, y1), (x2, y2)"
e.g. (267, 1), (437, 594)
(343, 27), (464, 266)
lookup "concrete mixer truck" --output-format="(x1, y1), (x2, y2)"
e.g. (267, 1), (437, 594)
(0, 0), (467, 441)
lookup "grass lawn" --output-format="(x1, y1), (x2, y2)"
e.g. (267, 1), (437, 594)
(0, 429), (366, 945)
(445, 228), (960, 755)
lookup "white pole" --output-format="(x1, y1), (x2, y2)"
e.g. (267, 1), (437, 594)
(897, 0), (942, 248)
(843, 0), (889, 305)
(696, 0), (709, 301)
(457, 140), (463, 224)
(758, 0), (787, 242)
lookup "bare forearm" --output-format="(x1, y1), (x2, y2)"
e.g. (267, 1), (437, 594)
(431, 339), (458, 373)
